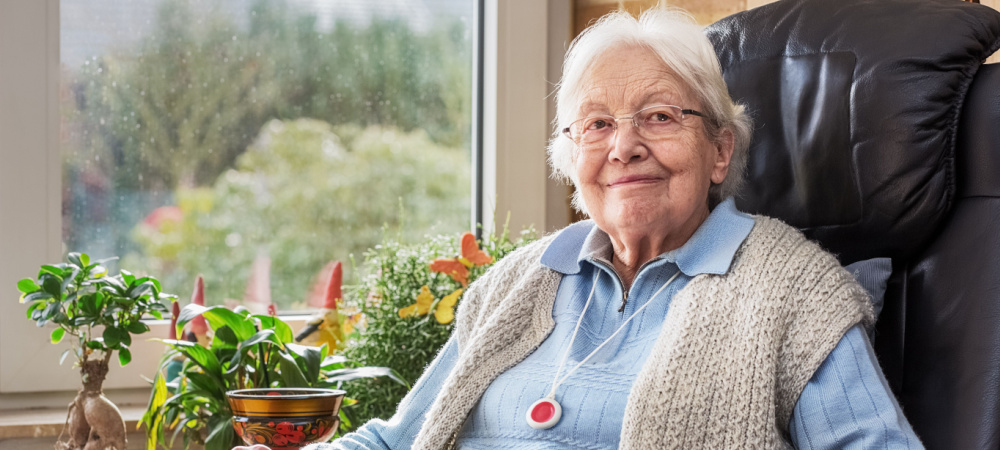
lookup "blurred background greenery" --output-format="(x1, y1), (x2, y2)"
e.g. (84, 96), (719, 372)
(61, 0), (474, 309)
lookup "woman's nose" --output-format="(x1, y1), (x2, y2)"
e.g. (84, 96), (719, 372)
(607, 121), (648, 163)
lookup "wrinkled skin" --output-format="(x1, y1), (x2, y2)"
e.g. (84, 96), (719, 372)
(570, 44), (734, 287)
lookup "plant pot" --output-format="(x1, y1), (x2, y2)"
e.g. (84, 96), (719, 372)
(226, 388), (345, 449)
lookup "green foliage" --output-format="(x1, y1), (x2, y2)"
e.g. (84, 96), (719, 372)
(341, 227), (536, 428)
(142, 305), (405, 450)
(16, 252), (175, 368)
(62, 1), (474, 308)
(127, 119), (470, 309)
(65, 0), (471, 191)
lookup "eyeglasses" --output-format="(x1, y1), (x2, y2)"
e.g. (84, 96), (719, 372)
(561, 104), (705, 150)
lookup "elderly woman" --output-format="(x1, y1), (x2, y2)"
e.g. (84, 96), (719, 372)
(289, 8), (922, 449)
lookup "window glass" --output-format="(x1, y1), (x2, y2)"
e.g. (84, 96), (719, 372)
(61, 0), (474, 311)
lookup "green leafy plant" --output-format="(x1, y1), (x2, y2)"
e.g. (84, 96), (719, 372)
(126, 120), (471, 312)
(16, 252), (175, 450)
(142, 304), (405, 450)
(342, 226), (536, 428)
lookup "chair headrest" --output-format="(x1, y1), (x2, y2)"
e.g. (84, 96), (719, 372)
(706, 0), (1000, 263)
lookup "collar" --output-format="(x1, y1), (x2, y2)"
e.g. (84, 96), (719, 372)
(539, 198), (755, 277)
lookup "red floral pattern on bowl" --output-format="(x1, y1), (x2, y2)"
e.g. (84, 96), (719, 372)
(227, 388), (345, 449)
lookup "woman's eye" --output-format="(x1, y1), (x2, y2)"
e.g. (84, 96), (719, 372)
(589, 119), (611, 130)
(650, 112), (672, 122)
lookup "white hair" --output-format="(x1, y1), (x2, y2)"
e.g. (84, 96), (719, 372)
(547, 8), (753, 213)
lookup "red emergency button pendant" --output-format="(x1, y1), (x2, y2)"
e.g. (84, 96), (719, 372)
(526, 396), (562, 429)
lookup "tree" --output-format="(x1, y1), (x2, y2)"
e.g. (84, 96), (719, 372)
(127, 119), (470, 309)
(61, 0), (475, 300)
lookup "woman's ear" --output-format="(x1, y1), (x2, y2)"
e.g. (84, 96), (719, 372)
(711, 129), (735, 185)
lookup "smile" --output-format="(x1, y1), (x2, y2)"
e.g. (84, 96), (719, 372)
(607, 175), (663, 187)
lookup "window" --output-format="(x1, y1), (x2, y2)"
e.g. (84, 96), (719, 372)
(0, 0), (563, 403)
(62, 0), (475, 312)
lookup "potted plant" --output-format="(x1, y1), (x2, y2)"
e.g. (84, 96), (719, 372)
(143, 303), (405, 450)
(16, 252), (175, 450)
(341, 227), (535, 428)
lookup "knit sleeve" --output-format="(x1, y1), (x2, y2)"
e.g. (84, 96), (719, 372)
(452, 234), (558, 353)
(769, 220), (875, 428)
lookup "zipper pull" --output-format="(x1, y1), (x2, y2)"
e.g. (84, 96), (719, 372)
(617, 291), (628, 313)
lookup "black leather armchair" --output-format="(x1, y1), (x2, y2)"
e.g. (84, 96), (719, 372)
(706, 1), (1000, 448)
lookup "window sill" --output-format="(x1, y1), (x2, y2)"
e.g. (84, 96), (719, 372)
(0, 405), (145, 439)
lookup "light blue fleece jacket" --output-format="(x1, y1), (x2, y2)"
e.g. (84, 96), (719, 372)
(323, 199), (921, 449)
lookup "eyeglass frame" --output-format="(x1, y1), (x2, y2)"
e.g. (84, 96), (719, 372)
(561, 104), (706, 147)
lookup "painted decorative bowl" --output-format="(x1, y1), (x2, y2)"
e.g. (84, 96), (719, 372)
(226, 388), (346, 449)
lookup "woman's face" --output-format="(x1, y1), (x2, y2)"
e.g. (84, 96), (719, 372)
(571, 45), (733, 251)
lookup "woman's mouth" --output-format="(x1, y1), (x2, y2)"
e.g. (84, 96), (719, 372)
(607, 175), (662, 187)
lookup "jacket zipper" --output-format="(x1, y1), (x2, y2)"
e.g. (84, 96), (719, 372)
(590, 257), (662, 313)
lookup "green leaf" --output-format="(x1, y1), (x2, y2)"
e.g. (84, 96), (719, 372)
(50, 327), (65, 344)
(40, 301), (61, 325)
(141, 373), (167, 450)
(78, 294), (98, 316)
(67, 253), (84, 268)
(150, 310), (163, 320)
(225, 348), (247, 376)
(94, 292), (106, 310)
(177, 305), (255, 341)
(59, 348), (74, 366)
(121, 269), (135, 285)
(184, 372), (224, 398)
(126, 321), (150, 334)
(26, 301), (45, 320)
(277, 352), (310, 387)
(41, 276), (63, 299)
(320, 354), (348, 369)
(39, 265), (64, 278)
(103, 326), (130, 349)
(204, 415), (235, 450)
(239, 329), (279, 350)
(253, 315), (293, 344)
(79, 253), (90, 268)
(325, 366), (409, 387)
(17, 278), (40, 294)
(101, 276), (126, 294)
(158, 339), (223, 381)
(60, 268), (79, 295)
(287, 343), (322, 382)
(119, 347), (132, 366)
(24, 290), (52, 302)
(210, 326), (239, 350)
(89, 264), (109, 278)
(127, 281), (155, 299)
(86, 339), (105, 350)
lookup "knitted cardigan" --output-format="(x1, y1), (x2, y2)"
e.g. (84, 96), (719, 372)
(411, 216), (874, 449)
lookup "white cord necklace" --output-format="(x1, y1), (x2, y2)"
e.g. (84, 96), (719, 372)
(526, 269), (682, 429)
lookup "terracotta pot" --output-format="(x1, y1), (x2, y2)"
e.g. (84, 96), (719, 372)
(226, 388), (346, 449)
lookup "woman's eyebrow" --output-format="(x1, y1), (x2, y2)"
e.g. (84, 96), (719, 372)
(575, 89), (685, 115)
(575, 101), (610, 115)
(635, 91), (684, 108)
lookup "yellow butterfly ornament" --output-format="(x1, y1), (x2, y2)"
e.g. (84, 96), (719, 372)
(399, 286), (464, 324)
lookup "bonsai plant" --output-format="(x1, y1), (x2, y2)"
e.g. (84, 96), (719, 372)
(16, 252), (175, 450)
(143, 303), (404, 450)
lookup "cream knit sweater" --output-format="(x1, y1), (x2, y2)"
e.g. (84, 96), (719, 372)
(411, 216), (874, 449)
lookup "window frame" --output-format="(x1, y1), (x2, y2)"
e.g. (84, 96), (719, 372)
(0, 0), (569, 406)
